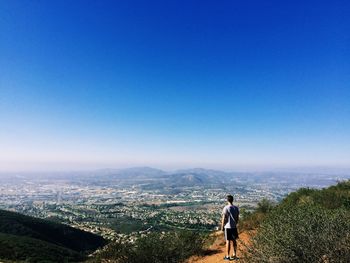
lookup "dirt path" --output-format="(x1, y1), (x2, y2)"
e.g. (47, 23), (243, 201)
(187, 231), (252, 263)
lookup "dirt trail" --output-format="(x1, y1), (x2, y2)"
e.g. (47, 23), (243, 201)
(187, 231), (252, 263)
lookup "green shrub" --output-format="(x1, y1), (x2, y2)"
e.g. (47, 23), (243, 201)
(281, 180), (350, 210)
(240, 211), (266, 231)
(240, 199), (275, 231)
(92, 231), (209, 263)
(256, 199), (275, 214)
(243, 204), (350, 263)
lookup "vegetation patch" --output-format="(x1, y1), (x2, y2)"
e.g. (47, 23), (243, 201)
(243, 180), (350, 263)
(92, 230), (209, 263)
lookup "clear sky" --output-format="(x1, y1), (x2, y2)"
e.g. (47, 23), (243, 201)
(1, 0), (349, 171)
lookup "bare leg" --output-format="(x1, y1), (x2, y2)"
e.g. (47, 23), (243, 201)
(232, 239), (237, 257)
(226, 240), (231, 257)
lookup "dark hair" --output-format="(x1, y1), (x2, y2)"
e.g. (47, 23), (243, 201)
(227, 195), (233, 203)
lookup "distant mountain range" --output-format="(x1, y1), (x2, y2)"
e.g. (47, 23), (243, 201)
(89, 167), (237, 188)
(0, 209), (107, 262)
(1, 166), (349, 189)
(88, 167), (349, 188)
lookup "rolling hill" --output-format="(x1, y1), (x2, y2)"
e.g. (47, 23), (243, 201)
(0, 209), (107, 262)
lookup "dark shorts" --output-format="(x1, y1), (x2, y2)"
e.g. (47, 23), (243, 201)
(224, 228), (238, 241)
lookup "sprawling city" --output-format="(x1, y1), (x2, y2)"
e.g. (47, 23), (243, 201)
(0, 167), (347, 242)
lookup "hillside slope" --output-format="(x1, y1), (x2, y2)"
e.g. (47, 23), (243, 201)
(244, 180), (350, 263)
(0, 232), (85, 262)
(189, 180), (350, 263)
(0, 209), (107, 262)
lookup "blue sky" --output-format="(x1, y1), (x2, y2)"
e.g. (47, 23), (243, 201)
(1, 0), (349, 171)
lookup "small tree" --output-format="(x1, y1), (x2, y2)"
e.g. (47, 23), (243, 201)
(256, 198), (275, 214)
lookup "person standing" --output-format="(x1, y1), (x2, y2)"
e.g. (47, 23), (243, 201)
(221, 194), (239, 261)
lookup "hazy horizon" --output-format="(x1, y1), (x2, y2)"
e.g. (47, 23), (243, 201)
(1, 163), (350, 175)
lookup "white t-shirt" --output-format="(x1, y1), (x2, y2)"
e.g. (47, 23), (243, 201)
(222, 204), (239, 229)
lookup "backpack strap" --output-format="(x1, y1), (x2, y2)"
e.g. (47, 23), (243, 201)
(227, 206), (236, 225)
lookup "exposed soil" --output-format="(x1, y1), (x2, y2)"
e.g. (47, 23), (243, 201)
(187, 230), (253, 263)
